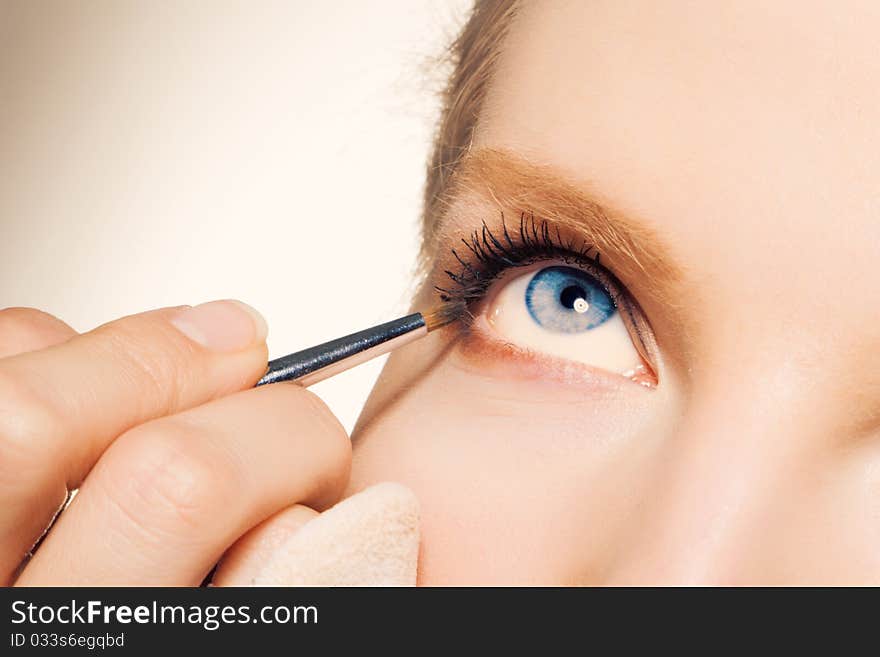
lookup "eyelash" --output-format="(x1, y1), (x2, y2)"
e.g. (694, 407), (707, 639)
(435, 212), (627, 321)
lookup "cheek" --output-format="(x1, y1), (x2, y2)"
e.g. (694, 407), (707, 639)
(345, 344), (668, 584)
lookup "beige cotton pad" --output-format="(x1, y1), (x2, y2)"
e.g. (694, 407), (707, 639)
(252, 482), (420, 586)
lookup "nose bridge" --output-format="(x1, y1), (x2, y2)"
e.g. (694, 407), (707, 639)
(607, 357), (830, 584)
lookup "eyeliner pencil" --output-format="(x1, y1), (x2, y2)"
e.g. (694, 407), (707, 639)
(255, 306), (458, 388)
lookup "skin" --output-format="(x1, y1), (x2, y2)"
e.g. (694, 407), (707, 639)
(3, 0), (878, 585)
(345, 0), (880, 584)
(0, 302), (347, 586)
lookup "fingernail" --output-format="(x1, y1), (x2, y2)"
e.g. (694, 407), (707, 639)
(170, 300), (268, 351)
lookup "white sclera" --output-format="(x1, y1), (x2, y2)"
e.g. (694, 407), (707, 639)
(485, 267), (645, 375)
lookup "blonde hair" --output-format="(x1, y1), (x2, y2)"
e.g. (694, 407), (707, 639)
(421, 0), (518, 262)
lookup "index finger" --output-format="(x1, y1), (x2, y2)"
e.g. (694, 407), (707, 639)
(0, 308), (77, 358)
(0, 300), (268, 582)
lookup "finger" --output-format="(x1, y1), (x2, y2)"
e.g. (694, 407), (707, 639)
(0, 300), (268, 583)
(212, 504), (319, 586)
(17, 384), (351, 586)
(0, 308), (76, 358)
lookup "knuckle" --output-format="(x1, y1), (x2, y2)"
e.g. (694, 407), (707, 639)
(101, 420), (240, 534)
(0, 308), (74, 356)
(0, 368), (64, 485)
(0, 307), (65, 337)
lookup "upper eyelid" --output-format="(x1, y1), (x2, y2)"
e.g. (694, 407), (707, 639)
(428, 148), (686, 320)
(431, 214), (661, 372)
(435, 213), (606, 304)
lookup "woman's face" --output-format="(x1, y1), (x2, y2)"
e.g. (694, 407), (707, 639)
(344, 0), (880, 584)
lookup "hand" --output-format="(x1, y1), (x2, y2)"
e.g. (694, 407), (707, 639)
(0, 301), (351, 585)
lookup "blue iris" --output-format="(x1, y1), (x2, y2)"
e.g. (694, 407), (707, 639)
(524, 266), (615, 333)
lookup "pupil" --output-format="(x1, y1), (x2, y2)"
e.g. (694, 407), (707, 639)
(559, 285), (587, 310)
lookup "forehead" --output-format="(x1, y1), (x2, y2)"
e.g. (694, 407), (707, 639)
(474, 1), (880, 343)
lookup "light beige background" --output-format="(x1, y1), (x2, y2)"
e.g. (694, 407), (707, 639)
(0, 0), (471, 431)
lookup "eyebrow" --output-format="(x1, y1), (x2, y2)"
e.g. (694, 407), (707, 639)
(430, 148), (683, 306)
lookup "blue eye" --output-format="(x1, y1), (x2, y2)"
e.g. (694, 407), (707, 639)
(524, 266), (616, 333)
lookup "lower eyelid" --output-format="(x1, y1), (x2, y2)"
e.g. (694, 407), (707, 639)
(450, 313), (656, 392)
(445, 258), (658, 387)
